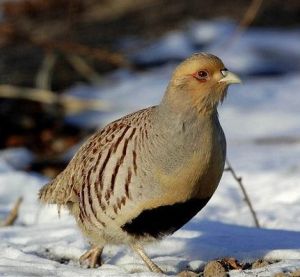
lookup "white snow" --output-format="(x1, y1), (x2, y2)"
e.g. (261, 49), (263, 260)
(1, 20), (300, 276)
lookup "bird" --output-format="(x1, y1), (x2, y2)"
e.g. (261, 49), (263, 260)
(38, 53), (241, 274)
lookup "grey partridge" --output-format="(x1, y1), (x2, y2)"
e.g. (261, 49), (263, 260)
(39, 53), (241, 273)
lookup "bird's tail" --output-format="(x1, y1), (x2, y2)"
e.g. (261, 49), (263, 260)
(38, 180), (59, 204)
(38, 170), (77, 208)
(38, 178), (67, 216)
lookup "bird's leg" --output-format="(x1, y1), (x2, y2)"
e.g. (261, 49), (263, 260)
(131, 243), (163, 273)
(79, 245), (103, 268)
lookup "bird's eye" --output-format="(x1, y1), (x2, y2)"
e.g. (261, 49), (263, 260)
(194, 70), (209, 80)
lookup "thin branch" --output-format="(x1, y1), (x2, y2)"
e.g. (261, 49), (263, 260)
(0, 84), (58, 104)
(0, 84), (110, 114)
(0, 19), (130, 68)
(32, 38), (130, 68)
(66, 54), (103, 84)
(238, 0), (264, 30)
(0, 197), (23, 227)
(35, 51), (57, 90)
(222, 0), (263, 49)
(61, 94), (111, 114)
(225, 158), (261, 228)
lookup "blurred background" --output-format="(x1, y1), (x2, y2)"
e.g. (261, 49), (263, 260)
(0, 0), (300, 230)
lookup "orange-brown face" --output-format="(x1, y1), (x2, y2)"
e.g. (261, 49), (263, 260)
(167, 53), (241, 114)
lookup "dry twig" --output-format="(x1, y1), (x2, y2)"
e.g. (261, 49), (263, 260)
(31, 38), (130, 68)
(0, 84), (110, 114)
(225, 159), (261, 228)
(237, 0), (263, 31)
(0, 23), (130, 68)
(222, 0), (263, 48)
(66, 54), (103, 84)
(35, 51), (57, 90)
(220, 1), (262, 228)
(61, 94), (111, 114)
(0, 84), (58, 104)
(0, 197), (23, 227)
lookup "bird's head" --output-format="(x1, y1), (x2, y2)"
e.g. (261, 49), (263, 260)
(164, 53), (241, 115)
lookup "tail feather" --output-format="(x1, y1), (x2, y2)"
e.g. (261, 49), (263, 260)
(38, 181), (57, 204)
(38, 179), (66, 216)
(38, 170), (78, 206)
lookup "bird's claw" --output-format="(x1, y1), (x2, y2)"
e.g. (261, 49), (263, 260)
(79, 246), (103, 268)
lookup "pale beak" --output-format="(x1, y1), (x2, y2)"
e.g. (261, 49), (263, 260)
(218, 71), (242, 84)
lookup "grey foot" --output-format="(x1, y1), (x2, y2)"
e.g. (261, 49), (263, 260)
(79, 246), (103, 268)
(131, 243), (164, 273)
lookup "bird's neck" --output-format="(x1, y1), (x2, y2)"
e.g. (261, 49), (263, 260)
(160, 82), (221, 117)
(156, 93), (219, 131)
(149, 98), (224, 177)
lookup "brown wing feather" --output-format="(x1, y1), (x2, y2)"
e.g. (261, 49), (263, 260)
(38, 107), (155, 207)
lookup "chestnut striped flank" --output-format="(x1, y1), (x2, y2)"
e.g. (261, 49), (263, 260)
(79, 180), (105, 229)
(112, 196), (127, 215)
(124, 167), (132, 198)
(122, 198), (210, 238)
(121, 196), (126, 206)
(132, 150), (137, 175)
(113, 204), (118, 214)
(98, 147), (112, 189)
(110, 128), (136, 194)
(113, 125), (130, 153)
(81, 180), (93, 223)
(87, 179), (106, 227)
(92, 154), (107, 211)
(117, 197), (122, 209)
(81, 168), (106, 227)
(87, 186), (106, 227)
(79, 181), (88, 219)
(85, 169), (93, 214)
(105, 189), (112, 202)
(93, 152), (102, 172)
(94, 178), (105, 211)
(110, 160), (121, 194)
(86, 184), (95, 215)
(78, 211), (85, 225)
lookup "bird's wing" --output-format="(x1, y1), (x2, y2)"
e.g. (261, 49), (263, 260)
(39, 107), (155, 208)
